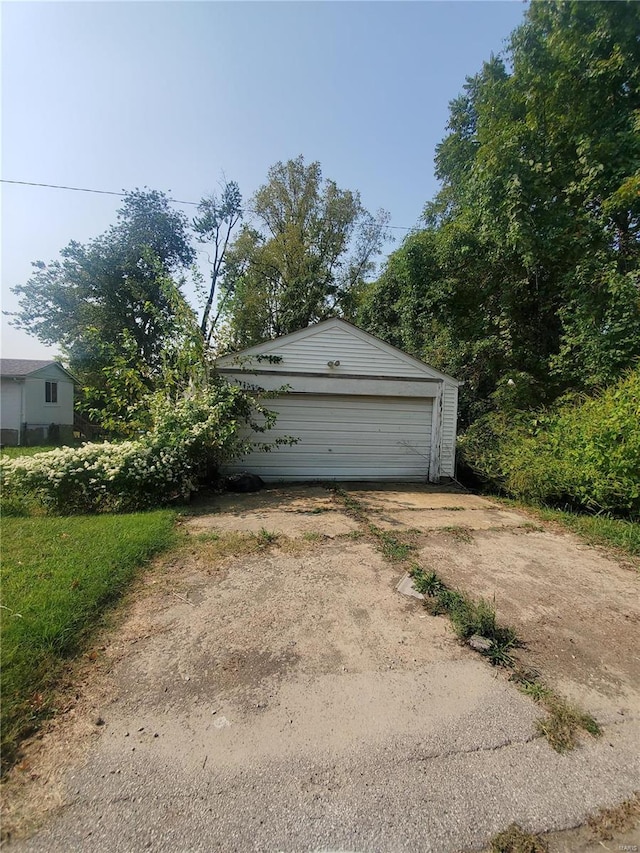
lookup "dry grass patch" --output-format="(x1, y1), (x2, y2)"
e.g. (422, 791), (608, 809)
(535, 697), (601, 753)
(183, 528), (323, 563)
(586, 792), (640, 840)
(440, 525), (474, 543)
(489, 823), (548, 853)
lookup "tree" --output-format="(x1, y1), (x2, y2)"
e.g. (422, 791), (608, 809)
(192, 180), (243, 346)
(220, 156), (390, 348)
(11, 189), (202, 430)
(359, 1), (640, 423)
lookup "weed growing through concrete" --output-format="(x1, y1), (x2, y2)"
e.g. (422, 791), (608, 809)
(371, 526), (415, 562)
(535, 698), (601, 752)
(509, 668), (601, 753)
(191, 530), (280, 559)
(302, 531), (324, 542)
(331, 485), (602, 753)
(331, 487), (417, 561)
(586, 793), (640, 840)
(257, 528), (278, 545)
(489, 823), (548, 852)
(440, 525), (473, 543)
(410, 566), (519, 665)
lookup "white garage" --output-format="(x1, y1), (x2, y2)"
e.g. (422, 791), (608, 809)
(216, 318), (460, 483)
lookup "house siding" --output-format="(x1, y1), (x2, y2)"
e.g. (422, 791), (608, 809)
(0, 363), (74, 445)
(220, 323), (432, 379)
(440, 383), (458, 477)
(0, 379), (23, 444)
(24, 365), (74, 427)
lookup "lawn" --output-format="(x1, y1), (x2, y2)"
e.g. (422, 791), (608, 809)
(0, 445), (73, 459)
(1, 510), (176, 772)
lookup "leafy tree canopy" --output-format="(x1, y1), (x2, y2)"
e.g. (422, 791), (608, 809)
(359, 1), (640, 424)
(220, 156), (390, 349)
(11, 189), (202, 431)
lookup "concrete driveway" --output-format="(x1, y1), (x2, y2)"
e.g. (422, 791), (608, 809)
(5, 485), (639, 852)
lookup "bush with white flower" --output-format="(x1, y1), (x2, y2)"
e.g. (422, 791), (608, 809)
(0, 380), (280, 514)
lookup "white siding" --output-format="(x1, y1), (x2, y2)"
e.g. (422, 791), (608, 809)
(220, 323), (433, 379)
(218, 319), (460, 482)
(226, 394), (433, 482)
(440, 383), (458, 478)
(24, 365), (74, 427)
(0, 379), (22, 432)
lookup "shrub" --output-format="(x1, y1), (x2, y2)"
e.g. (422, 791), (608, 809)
(0, 379), (281, 514)
(459, 367), (640, 516)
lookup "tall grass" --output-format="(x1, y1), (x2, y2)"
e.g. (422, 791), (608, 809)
(525, 505), (640, 558)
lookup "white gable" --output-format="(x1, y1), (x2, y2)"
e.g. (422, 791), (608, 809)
(216, 318), (459, 384)
(29, 363), (76, 383)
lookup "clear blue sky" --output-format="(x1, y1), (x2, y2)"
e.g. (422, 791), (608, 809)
(1, 1), (527, 359)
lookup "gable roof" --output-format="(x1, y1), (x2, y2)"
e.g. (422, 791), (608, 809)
(216, 318), (460, 385)
(0, 359), (77, 382)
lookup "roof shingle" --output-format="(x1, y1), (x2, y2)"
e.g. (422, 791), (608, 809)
(1, 358), (62, 377)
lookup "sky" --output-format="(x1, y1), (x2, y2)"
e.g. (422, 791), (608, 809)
(1, 0), (527, 360)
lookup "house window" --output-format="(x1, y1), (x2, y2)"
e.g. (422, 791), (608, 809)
(45, 381), (58, 403)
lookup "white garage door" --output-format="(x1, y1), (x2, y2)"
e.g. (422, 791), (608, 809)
(227, 394), (433, 482)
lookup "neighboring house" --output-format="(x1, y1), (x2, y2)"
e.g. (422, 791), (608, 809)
(0, 359), (75, 446)
(216, 318), (460, 483)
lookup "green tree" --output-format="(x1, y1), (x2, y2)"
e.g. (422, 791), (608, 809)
(11, 189), (202, 430)
(220, 156), (390, 348)
(192, 180), (243, 346)
(360, 1), (640, 422)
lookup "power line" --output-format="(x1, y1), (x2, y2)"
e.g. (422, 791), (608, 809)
(1, 178), (199, 207)
(1, 178), (418, 230)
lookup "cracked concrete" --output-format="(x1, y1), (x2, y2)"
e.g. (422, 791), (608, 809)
(4, 485), (639, 852)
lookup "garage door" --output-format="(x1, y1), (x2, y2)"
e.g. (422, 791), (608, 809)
(226, 394), (433, 482)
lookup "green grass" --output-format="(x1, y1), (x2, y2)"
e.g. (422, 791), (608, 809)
(532, 506), (640, 558)
(510, 668), (601, 753)
(0, 445), (59, 459)
(1, 510), (176, 772)
(490, 497), (640, 558)
(409, 565), (519, 665)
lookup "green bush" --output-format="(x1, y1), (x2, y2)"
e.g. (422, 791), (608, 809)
(0, 380), (280, 514)
(459, 367), (640, 517)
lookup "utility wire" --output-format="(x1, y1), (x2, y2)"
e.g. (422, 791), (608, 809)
(1, 178), (419, 230)
(1, 178), (199, 207)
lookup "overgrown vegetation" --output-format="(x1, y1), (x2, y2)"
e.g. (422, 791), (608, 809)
(358, 3), (640, 423)
(1, 511), (176, 772)
(356, 2), (639, 521)
(460, 369), (640, 517)
(0, 381), (284, 515)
